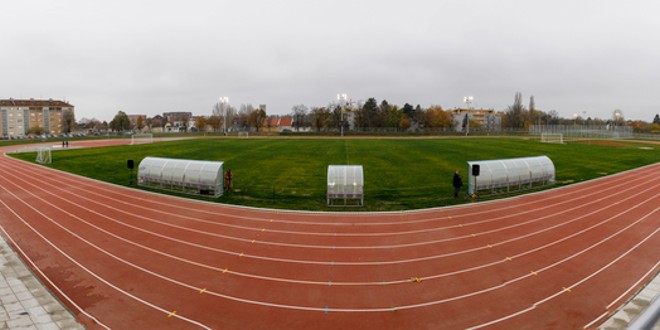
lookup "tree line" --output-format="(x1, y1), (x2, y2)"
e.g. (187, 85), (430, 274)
(85, 94), (660, 134)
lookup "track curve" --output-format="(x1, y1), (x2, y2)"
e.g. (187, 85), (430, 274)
(0, 139), (657, 329)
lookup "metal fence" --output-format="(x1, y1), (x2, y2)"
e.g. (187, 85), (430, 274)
(529, 125), (633, 139)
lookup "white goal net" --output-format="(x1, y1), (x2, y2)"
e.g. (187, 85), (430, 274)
(541, 133), (564, 144)
(131, 133), (154, 145)
(238, 132), (249, 138)
(36, 147), (52, 164)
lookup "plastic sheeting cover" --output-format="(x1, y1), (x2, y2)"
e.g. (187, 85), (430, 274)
(327, 165), (364, 197)
(467, 156), (555, 194)
(137, 157), (223, 191)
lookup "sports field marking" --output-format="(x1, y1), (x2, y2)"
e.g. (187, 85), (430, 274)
(582, 261), (660, 329)
(467, 220), (658, 329)
(2, 170), (658, 296)
(0, 189), (213, 329)
(6, 159), (655, 254)
(2, 163), (656, 274)
(0, 223), (110, 329)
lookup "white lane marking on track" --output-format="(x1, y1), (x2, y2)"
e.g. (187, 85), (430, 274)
(45, 167), (659, 241)
(0, 188), (213, 329)
(1, 160), (657, 252)
(2, 163), (653, 274)
(466, 212), (659, 329)
(582, 261), (660, 329)
(1, 177), (657, 313)
(0, 223), (110, 329)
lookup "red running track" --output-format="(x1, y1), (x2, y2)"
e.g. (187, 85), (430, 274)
(0, 140), (658, 329)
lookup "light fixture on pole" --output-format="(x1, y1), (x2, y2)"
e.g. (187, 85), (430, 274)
(463, 96), (473, 135)
(463, 96), (473, 109)
(337, 93), (348, 137)
(613, 109), (622, 127)
(219, 97), (229, 134)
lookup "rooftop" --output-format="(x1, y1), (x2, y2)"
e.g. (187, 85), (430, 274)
(0, 99), (74, 107)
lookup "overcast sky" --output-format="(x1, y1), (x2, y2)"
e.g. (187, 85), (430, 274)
(1, 0), (658, 121)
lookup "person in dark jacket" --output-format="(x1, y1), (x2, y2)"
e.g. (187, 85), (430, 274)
(224, 169), (233, 193)
(453, 170), (463, 198)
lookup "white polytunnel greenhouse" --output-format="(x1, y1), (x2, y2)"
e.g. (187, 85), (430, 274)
(137, 157), (224, 197)
(327, 165), (364, 207)
(467, 156), (555, 196)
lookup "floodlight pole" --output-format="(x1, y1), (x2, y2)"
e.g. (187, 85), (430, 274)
(464, 96), (473, 136)
(337, 94), (348, 137)
(220, 97), (229, 135)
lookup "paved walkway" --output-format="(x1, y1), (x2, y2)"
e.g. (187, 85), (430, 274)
(0, 235), (82, 329)
(600, 272), (660, 329)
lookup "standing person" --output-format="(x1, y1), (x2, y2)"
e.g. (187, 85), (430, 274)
(453, 170), (463, 198)
(224, 169), (233, 193)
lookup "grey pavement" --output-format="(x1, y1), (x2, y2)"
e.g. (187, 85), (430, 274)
(600, 272), (660, 330)
(0, 235), (82, 330)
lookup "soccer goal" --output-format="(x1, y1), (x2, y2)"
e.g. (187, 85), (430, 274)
(36, 147), (52, 164)
(131, 133), (154, 145)
(540, 133), (564, 144)
(238, 132), (249, 138)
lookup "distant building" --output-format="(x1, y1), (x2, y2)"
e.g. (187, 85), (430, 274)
(262, 116), (295, 133)
(127, 114), (147, 132)
(447, 108), (501, 132)
(0, 99), (74, 138)
(163, 112), (192, 132)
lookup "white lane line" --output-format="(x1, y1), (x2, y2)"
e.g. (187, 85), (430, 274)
(583, 261), (660, 329)
(466, 212), (659, 329)
(1, 150), (658, 314)
(1, 178), (657, 313)
(2, 162), (657, 252)
(2, 163), (658, 273)
(0, 187), (213, 329)
(50, 167), (658, 240)
(0, 222), (110, 329)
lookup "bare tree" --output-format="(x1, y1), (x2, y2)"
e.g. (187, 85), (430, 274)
(310, 107), (331, 132)
(505, 92), (526, 129)
(291, 104), (309, 132)
(213, 100), (235, 133)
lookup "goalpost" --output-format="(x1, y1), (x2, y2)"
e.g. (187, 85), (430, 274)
(131, 133), (154, 145)
(36, 147), (52, 164)
(238, 132), (249, 138)
(540, 133), (564, 144)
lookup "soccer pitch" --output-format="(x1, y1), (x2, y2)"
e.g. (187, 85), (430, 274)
(11, 137), (659, 211)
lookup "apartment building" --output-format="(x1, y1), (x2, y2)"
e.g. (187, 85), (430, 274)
(0, 99), (74, 138)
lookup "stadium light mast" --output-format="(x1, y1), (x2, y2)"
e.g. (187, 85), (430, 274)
(613, 109), (622, 127)
(463, 96), (473, 136)
(220, 97), (229, 135)
(463, 96), (473, 109)
(337, 93), (348, 137)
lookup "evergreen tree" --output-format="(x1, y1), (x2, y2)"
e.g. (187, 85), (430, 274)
(402, 103), (415, 120)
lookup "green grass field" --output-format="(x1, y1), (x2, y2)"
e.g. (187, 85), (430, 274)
(9, 137), (659, 211)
